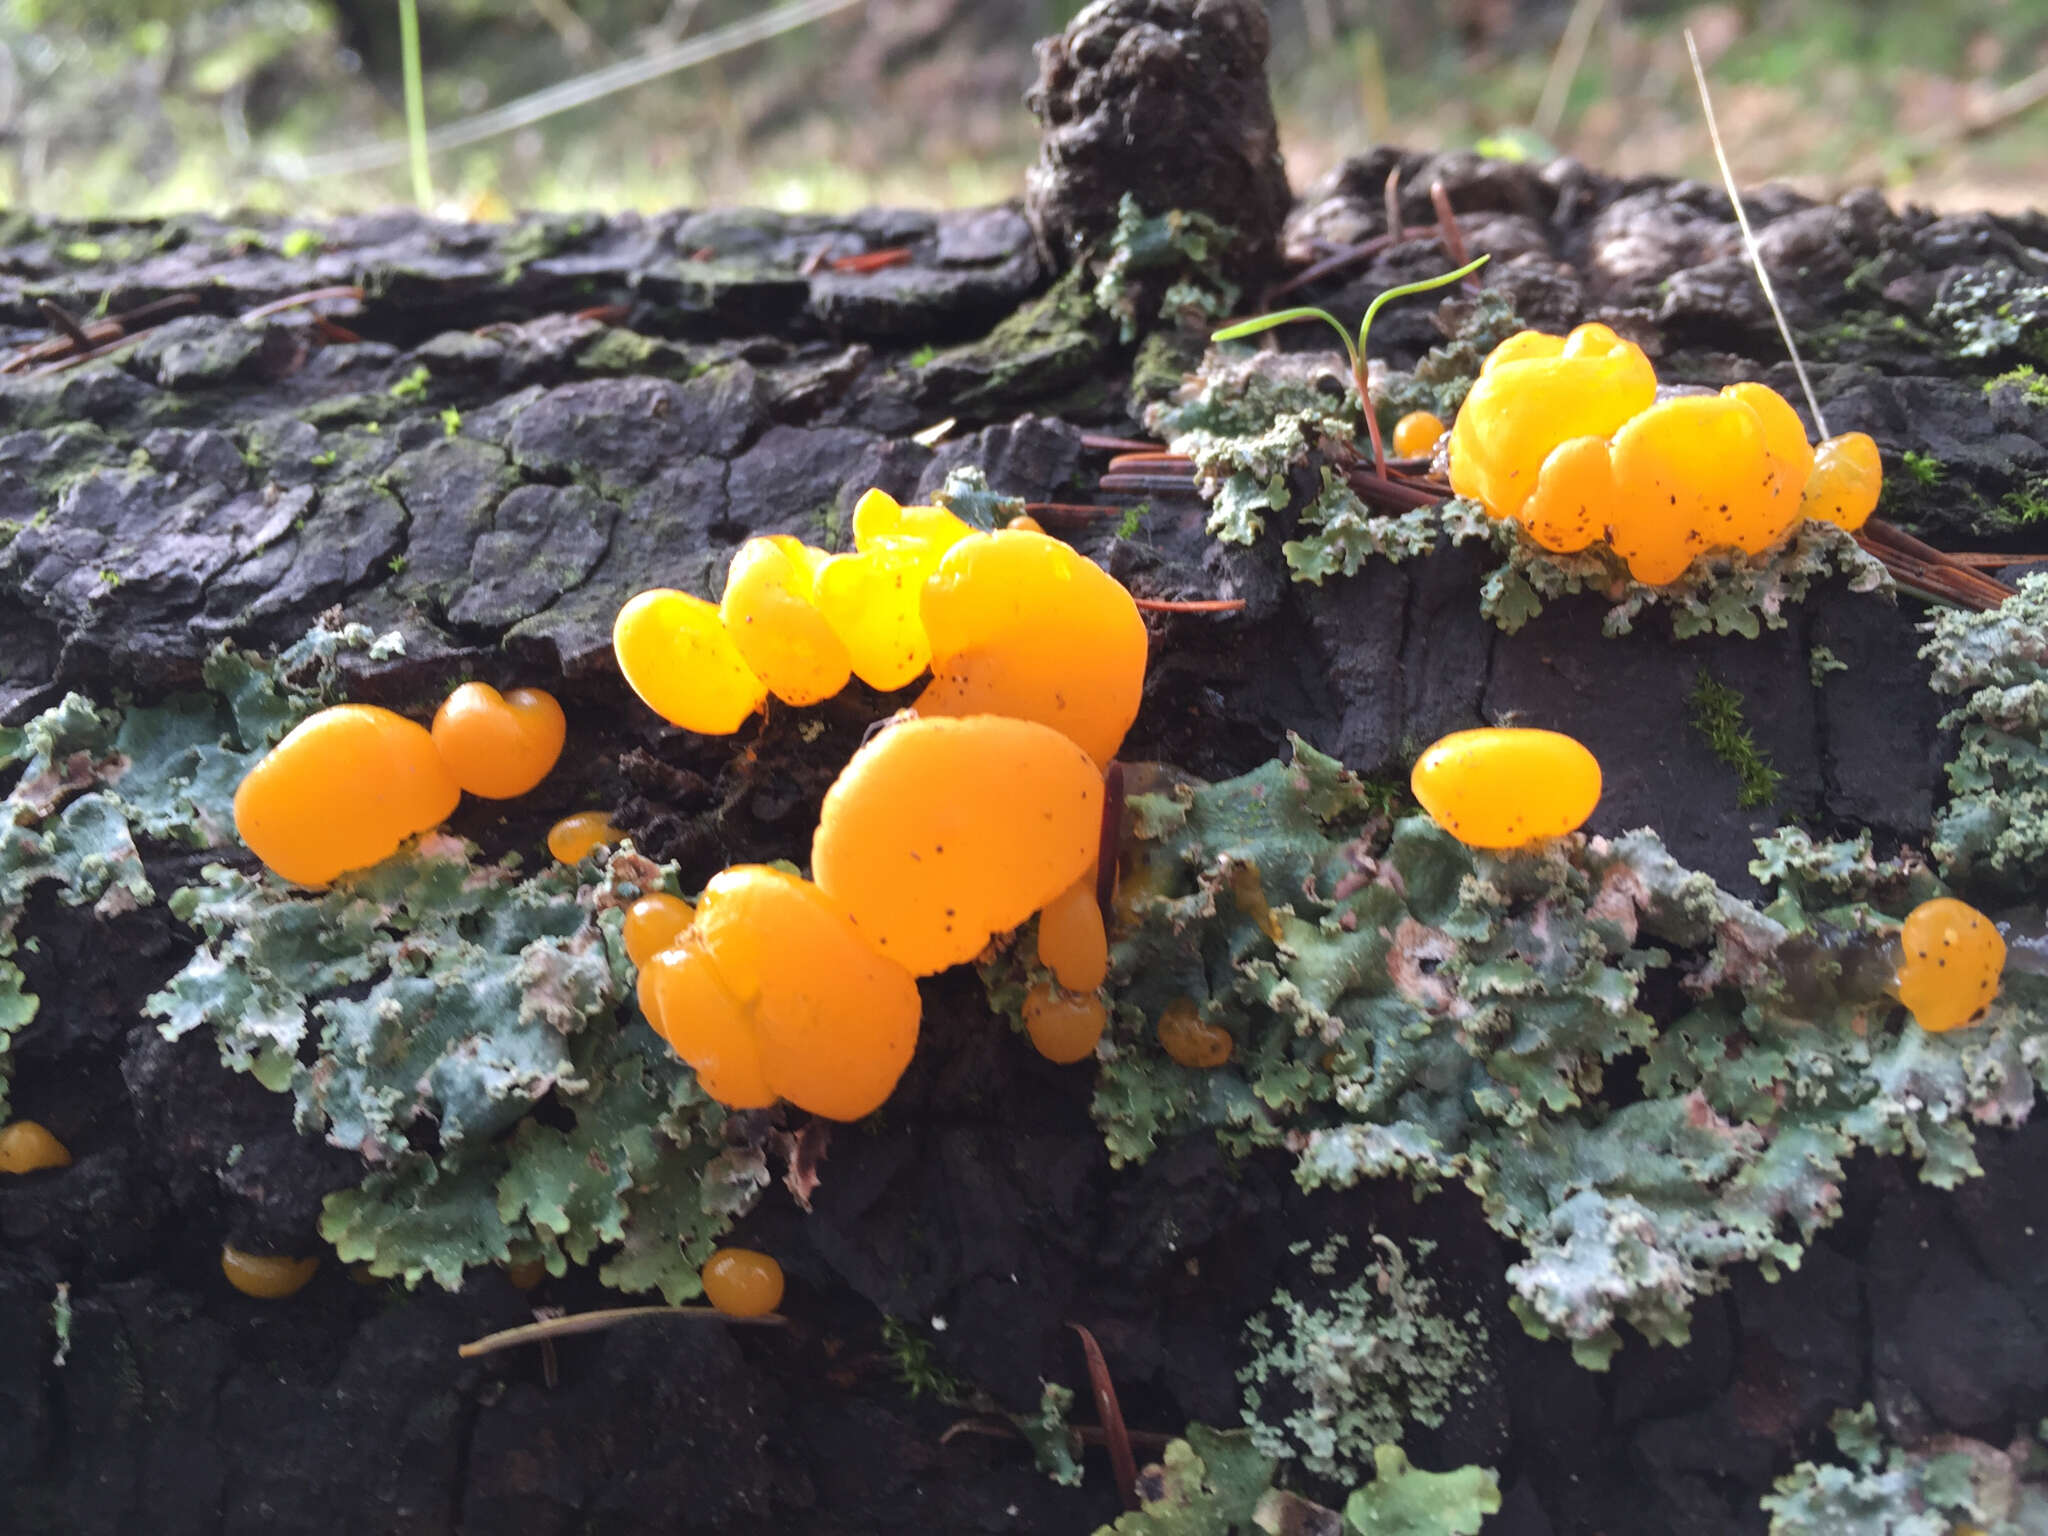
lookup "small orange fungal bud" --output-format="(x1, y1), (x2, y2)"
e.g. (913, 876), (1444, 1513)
(431, 683), (566, 799)
(1024, 983), (1106, 1063)
(850, 488), (975, 556)
(506, 1259), (548, 1290)
(221, 1245), (319, 1299)
(720, 535), (853, 706)
(622, 892), (695, 968)
(812, 714), (1103, 976)
(918, 529), (1148, 767)
(234, 704), (461, 887)
(1517, 436), (1615, 555)
(1411, 728), (1602, 849)
(1391, 410), (1447, 458)
(1800, 432), (1882, 532)
(701, 1247), (785, 1317)
(1157, 998), (1233, 1069)
(1037, 872), (1109, 993)
(0, 1120), (71, 1174)
(1896, 896), (2005, 1032)
(1006, 513), (1046, 533)
(640, 932), (778, 1109)
(612, 587), (768, 735)
(547, 810), (621, 864)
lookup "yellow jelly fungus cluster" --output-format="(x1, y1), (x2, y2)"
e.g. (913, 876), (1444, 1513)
(235, 684), (568, 886)
(1410, 727), (1603, 849)
(701, 1247), (785, 1317)
(1392, 410), (1447, 459)
(611, 491), (1148, 768)
(0, 1120), (72, 1174)
(1447, 323), (1883, 584)
(1895, 896), (2007, 1033)
(220, 1244), (319, 1299)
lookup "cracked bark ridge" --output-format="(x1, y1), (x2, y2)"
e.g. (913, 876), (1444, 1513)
(1025, 0), (1291, 280)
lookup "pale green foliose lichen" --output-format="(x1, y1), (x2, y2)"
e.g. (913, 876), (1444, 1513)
(1092, 1426), (1277, 1536)
(1342, 1445), (1501, 1536)
(1761, 1403), (2048, 1535)
(1093, 193), (1241, 346)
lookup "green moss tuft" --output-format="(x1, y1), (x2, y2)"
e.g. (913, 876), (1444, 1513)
(1687, 670), (1784, 809)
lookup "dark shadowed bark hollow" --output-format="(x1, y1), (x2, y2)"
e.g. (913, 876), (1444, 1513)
(3, 5), (2048, 1533)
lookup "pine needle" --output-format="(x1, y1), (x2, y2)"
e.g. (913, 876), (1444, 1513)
(1684, 29), (1829, 439)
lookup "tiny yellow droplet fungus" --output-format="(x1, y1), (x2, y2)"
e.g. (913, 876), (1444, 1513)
(1896, 896), (2005, 1033)
(1410, 728), (1602, 849)
(1024, 982), (1106, 1064)
(234, 704), (461, 887)
(701, 1247), (784, 1317)
(547, 810), (621, 865)
(431, 682), (566, 799)
(221, 1244), (319, 1299)
(1156, 997), (1233, 1069)
(1391, 410), (1447, 459)
(622, 891), (696, 968)
(0, 1120), (72, 1174)
(1799, 431), (1883, 532)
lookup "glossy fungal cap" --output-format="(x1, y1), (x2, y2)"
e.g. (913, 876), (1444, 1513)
(694, 866), (922, 1119)
(640, 932), (777, 1109)
(1896, 896), (2006, 1032)
(701, 1247), (785, 1317)
(720, 536), (853, 706)
(1156, 997), (1233, 1068)
(1722, 382), (1817, 543)
(850, 488), (976, 556)
(431, 683), (566, 799)
(1410, 727), (1602, 849)
(0, 1120), (71, 1174)
(916, 529), (1148, 767)
(621, 892), (695, 969)
(1518, 436), (1615, 554)
(1024, 983), (1106, 1064)
(234, 704), (460, 887)
(1391, 410), (1447, 458)
(1036, 871), (1109, 993)
(1799, 432), (1883, 531)
(812, 714), (1104, 976)
(814, 539), (949, 692)
(547, 810), (620, 865)
(1447, 323), (1656, 522)
(221, 1245), (319, 1299)
(1606, 394), (1771, 584)
(612, 587), (767, 735)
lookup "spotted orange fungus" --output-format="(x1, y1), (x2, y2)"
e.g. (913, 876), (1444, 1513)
(1036, 871), (1109, 993)
(812, 714), (1104, 976)
(221, 1245), (319, 1299)
(1410, 728), (1602, 849)
(547, 810), (621, 864)
(1024, 983), (1106, 1064)
(431, 683), (566, 799)
(1157, 997), (1233, 1069)
(1800, 431), (1883, 531)
(701, 1247), (785, 1317)
(1896, 896), (2006, 1032)
(721, 535), (853, 706)
(654, 866), (923, 1120)
(917, 529), (1148, 768)
(0, 1120), (71, 1174)
(612, 587), (768, 735)
(234, 704), (461, 886)
(622, 892), (695, 968)
(1392, 410), (1447, 458)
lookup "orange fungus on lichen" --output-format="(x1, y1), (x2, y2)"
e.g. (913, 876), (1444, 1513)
(701, 1247), (784, 1316)
(0, 1120), (71, 1174)
(612, 587), (768, 735)
(1410, 728), (1602, 849)
(1896, 896), (2005, 1033)
(431, 683), (566, 799)
(1036, 872), (1109, 993)
(1024, 983), (1106, 1064)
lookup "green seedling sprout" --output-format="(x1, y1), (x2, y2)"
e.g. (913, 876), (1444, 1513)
(398, 0), (434, 210)
(1212, 255), (1490, 477)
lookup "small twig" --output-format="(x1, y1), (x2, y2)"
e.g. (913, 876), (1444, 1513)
(938, 1415), (1176, 1451)
(1106, 452), (1194, 471)
(1023, 501), (1129, 526)
(239, 285), (366, 323)
(826, 247), (913, 274)
(1132, 597), (1248, 613)
(1944, 551), (2048, 568)
(1079, 433), (1162, 454)
(1383, 166), (1404, 243)
(1429, 181), (1476, 286)
(26, 331), (150, 378)
(1346, 466), (1452, 512)
(1097, 761), (1125, 918)
(1098, 473), (1206, 494)
(457, 1304), (786, 1358)
(1533, 0), (1607, 140)
(1070, 1323), (1139, 1511)
(35, 299), (94, 352)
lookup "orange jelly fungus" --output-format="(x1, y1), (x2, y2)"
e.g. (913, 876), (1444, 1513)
(808, 492), (976, 694)
(0, 1120), (72, 1174)
(701, 1247), (785, 1317)
(622, 892), (696, 968)
(430, 683), (566, 799)
(1799, 432), (1883, 531)
(506, 1259), (548, 1291)
(812, 715), (1104, 976)
(683, 866), (923, 1119)
(1391, 410), (1447, 458)
(1157, 998), (1233, 1069)
(234, 704), (460, 886)
(1037, 872), (1109, 993)
(1024, 983), (1107, 1064)
(547, 810), (621, 864)
(917, 529), (1148, 768)
(1447, 323), (1657, 523)
(849, 487), (975, 555)
(1896, 896), (2006, 1033)
(721, 535), (853, 706)
(221, 1245), (319, 1299)
(639, 931), (777, 1109)
(612, 587), (768, 735)
(1410, 728), (1602, 849)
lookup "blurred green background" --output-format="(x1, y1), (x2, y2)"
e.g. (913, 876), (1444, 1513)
(7, 0), (2047, 219)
